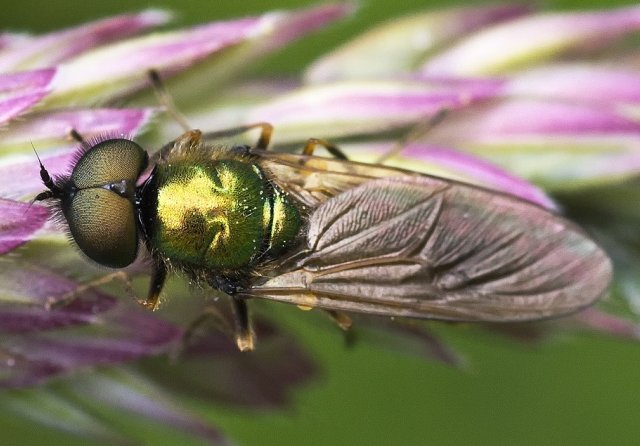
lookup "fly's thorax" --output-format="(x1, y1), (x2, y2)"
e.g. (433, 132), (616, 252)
(267, 186), (303, 256)
(139, 156), (301, 274)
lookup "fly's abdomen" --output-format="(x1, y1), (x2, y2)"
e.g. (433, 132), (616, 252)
(150, 158), (300, 271)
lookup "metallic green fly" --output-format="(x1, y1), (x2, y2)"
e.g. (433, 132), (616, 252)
(34, 76), (612, 351)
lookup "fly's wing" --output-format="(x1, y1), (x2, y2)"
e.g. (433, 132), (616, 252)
(248, 172), (612, 322)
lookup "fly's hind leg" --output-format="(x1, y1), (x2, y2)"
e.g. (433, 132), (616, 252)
(325, 310), (352, 331)
(297, 305), (354, 342)
(325, 310), (357, 347)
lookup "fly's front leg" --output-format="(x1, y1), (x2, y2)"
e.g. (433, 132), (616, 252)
(148, 69), (274, 151)
(201, 123), (274, 151)
(138, 259), (167, 310)
(154, 129), (204, 163)
(148, 69), (192, 132)
(45, 271), (136, 310)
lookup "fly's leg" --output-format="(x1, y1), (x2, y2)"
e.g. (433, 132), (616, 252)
(45, 271), (136, 310)
(298, 305), (354, 341)
(325, 310), (352, 331)
(155, 122), (274, 162)
(147, 68), (200, 162)
(148, 69), (192, 132)
(231, 297), (255, 352)
(156, 123), (272, 162)
(139, 259), (167, 311)
(302, 138), (348, 160)
(174, 297), (255, 357)
(375, 109), (448, 164)
(325, 310), (357, 347)
(149, 68), (348, 160)
(171, 304), (234, 361)
(48, 258), (167, 311)
(149, 67), (274, 151)
(300, 138), (356, 197)
(201, 123), (273, 150)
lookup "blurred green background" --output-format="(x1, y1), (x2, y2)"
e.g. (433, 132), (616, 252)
(2, 1), (640, 445)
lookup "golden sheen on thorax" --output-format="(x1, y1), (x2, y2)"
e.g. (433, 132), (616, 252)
(152, 158), (299, 270)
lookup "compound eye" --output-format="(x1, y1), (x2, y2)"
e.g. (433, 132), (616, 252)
(61, 138), (147, 268)
(65, 188), (138, 268)
(72, 139), (146, 188)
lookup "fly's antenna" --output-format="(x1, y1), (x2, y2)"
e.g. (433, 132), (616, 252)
(32, 143), (61, 201)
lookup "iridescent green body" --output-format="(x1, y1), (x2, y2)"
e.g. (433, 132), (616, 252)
(141, 152), (301, 287)
(35, 126), (613, 348)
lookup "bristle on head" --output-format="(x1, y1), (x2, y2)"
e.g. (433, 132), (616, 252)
(68, 131), (138, 168)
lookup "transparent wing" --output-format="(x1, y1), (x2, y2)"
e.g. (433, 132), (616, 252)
(248, 172), (612, 322)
